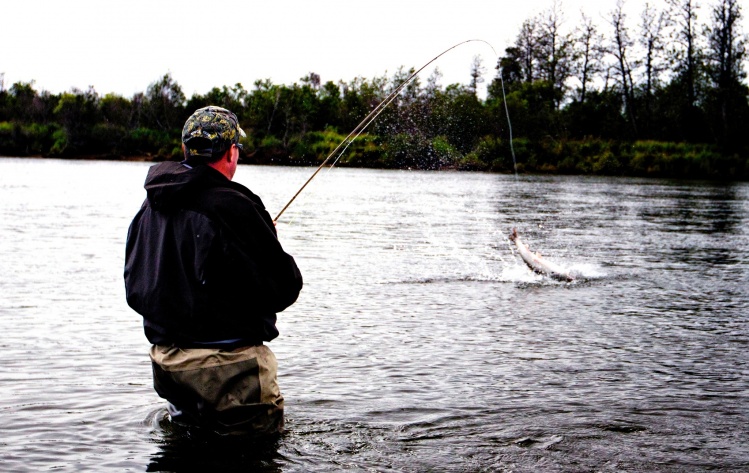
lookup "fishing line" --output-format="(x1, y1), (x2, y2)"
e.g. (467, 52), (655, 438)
(275, 85), (406, 228)
(274, 39), (497, 223)
(497, 69), (518, 178)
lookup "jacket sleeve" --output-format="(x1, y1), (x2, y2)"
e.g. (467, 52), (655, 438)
(210, 188), (303, 314)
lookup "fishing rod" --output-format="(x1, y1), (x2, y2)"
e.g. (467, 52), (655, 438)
(273, 39), (496, 223)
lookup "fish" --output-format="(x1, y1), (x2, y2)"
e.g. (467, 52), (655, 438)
(509, 228), (574, 282)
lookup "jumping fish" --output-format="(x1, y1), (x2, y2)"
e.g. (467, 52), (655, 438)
(509, 228), (574, 282)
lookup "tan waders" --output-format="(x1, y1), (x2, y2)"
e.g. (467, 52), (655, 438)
(150, 344), (284, 435)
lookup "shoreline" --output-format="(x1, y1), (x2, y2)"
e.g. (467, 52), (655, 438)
(3, 153), (746, 183)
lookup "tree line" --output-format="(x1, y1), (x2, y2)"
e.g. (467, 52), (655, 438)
(0, 0), (747, 179)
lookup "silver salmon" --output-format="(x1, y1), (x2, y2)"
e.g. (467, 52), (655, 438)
(509, 228), (574, 282)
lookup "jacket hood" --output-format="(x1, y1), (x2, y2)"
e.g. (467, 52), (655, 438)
(144, 161), (223, 210)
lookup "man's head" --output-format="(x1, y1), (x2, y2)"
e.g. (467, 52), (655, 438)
(182, 106), (246, 162)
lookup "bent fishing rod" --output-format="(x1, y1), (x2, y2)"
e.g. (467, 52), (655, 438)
(273, 39), (496, 223)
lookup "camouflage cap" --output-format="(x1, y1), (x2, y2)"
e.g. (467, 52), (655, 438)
(182, 106), (246, 158)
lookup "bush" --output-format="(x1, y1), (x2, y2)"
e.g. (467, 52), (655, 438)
(290, 129), (344, 164)
(0, 121), (21, 155)
(429, 135), (460, 169)
(627, 141), (725, 178)
(461, 135), (499, 171)
(0, 121), (59, 155)
(91, 123), (128, 154)
(381, 133), (431, 169)
(122, 127), (172, 157)
(591, 149), (622, 174)
(50, 128), (68, 155)
(340, 133), (382, 167)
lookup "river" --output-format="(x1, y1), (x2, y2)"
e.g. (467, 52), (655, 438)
(0, 157), (747, 472)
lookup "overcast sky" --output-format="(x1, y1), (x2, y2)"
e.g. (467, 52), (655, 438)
(3, 0), (650, 98)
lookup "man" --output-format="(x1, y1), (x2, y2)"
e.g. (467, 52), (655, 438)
(124, 106), (303, 435)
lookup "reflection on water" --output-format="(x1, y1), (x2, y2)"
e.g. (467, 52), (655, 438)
(0, 158), (747, 472)
(638, 182), (743, 234)
(145, 409), (284, 472)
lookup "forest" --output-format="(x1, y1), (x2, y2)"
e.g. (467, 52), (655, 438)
(0, 0), (747, 180)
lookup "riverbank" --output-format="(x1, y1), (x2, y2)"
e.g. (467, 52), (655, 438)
(4, 135), (747, 181)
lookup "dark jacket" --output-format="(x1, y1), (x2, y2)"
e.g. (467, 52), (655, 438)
(124, 161), (303, 348)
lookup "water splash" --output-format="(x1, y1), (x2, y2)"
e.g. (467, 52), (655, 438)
(274, 39), (498, 223)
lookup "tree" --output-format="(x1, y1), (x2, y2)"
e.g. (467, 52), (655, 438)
(304, 72), (321, 90)
(376, 67), (422, 150)
(317, 80), (343, 129)
(572, 12), (606, 104)
(5, 81), (39, 123)
(662, 0), (711, 142)
(92, 93), (138, 155)
(638, 2), (671, 136)
(247, 79), (282, 136)
(341, 74), (387, 133)
(53, 86), (101, 154)
(517, 17), (541, 84)
(704, 0), (748, 151)
(639, 3), (670, 99)
(649, 0), (709, 151)
(425, 67), (443, 98)
(607, 0), (638, 136)
(434, 84), (488, 153)
(186, 83), (247, 119)
(564, 88), (628, 139)
(389, 66), (420, 108)
(536, 1), (574, 108)
(494, 47), (525, 88)
(286, 79), (320, 136)
(667, 0), (703, 107)
(705, 0), (746, 86)
(469, 55), (486, 97)
(144, 73), (186, 133)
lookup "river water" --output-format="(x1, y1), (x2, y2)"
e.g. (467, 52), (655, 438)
(0, 157), (747, 472)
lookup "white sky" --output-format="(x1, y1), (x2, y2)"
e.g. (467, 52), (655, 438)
(2, 0), (650, 98)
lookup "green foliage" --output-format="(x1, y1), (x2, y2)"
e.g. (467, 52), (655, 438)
(100, 93), (135, 128)
(22, 123), (57, 154)
(628, 140), (726, 178)
(53, 88), (101, 154)
(50, 128), (68, 155)
(430, 135), (459, 168)
(0, 121), (60, 155)
(248, 134), (285, 164)
(458, 135), (507, 171)
(289, 128), (345, 164)
(91, 123), (127, 154)
(0, 20), (747, 183)
(381, 133), (433, 169)
(122, 127), (176, 158)
(0, 121), (21, 154)
(187, 84), (247, 116)
(143, 73), (185, 133)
